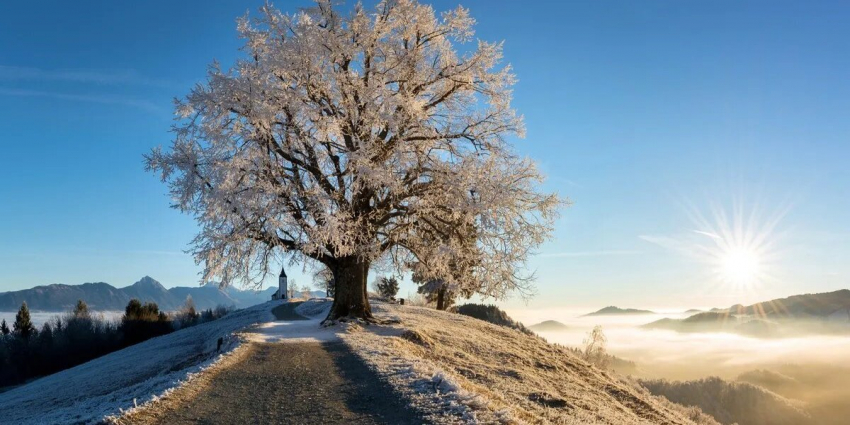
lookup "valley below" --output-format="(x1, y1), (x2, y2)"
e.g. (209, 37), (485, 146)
(511, 304), (850, 424)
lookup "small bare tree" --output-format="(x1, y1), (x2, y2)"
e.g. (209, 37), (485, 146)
(582, 325), (609, 369)
(301, 284), (312, 299)
(312, 265), (335, 298)
(287, 278), (298, 299)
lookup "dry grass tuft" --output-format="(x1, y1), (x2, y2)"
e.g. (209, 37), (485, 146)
(400, 329), (435, 348)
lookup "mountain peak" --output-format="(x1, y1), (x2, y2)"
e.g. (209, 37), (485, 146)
(132, 276), (165, 290)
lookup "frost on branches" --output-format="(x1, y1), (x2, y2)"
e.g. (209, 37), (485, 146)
(146, 0), (563, 322)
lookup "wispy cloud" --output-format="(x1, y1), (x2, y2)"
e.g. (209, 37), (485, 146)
(0, 65), (177, 88)
(0, 87), (165, 114)
(540, 250), (640, 258)
(692, 230), (721, 239)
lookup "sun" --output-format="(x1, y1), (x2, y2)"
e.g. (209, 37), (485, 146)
(677, 200), (786, 291)
(719, 246), (761, 285)
(642, 199), (785, 293)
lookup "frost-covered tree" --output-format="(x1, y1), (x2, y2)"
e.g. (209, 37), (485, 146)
(312, 265), (335, 298)
(376, 276), (400, 300)
(582, 325), (609, 369)
(147, 0), (562, 322)
(181, 295), (199, 325)
(412, 265), (468, 310)
(416, 278), (455, 310)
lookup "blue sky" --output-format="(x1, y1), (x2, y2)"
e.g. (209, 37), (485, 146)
(0, 1), (848, 310)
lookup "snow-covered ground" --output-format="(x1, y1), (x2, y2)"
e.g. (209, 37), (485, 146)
(242, 300), (339, 344)
(0, 301), (277, 425)
(1, 298), (717, 424)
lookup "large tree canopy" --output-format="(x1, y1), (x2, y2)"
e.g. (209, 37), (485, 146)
(147, 0), (563, 321)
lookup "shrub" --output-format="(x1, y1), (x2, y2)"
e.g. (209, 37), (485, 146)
(452, 303), (533, 335)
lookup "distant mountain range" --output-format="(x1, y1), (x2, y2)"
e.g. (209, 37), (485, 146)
(0, 276), (325, 312)
(711, 289), (850, 319)
(582, 306), (656, 316)
(643, 289), (850, 337)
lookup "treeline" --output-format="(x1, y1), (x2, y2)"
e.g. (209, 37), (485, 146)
(0, 297), (231, 388)
(639, 376), (812, 425)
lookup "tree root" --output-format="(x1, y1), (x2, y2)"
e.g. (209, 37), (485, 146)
(320, 315), (399, 327)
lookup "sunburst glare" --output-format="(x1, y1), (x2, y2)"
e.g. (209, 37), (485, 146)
(642, 198), (789, 295)
(687, 200), (787, 292)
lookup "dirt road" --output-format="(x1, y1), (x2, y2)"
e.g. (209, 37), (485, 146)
(122, 303), (424, 424)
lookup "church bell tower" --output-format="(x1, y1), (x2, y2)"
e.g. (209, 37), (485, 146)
(278, 266), (288, 300)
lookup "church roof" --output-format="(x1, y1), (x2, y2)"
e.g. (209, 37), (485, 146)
(279, 266), (287, 278)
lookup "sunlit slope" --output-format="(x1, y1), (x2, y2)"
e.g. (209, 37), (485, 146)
(341, 301), (717, 424)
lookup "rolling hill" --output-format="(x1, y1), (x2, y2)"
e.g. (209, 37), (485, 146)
(583, 306), (656, 316)
(642, 290), (850, 337)
(712, 289), (850, 319)
(528, 320), (570, 332)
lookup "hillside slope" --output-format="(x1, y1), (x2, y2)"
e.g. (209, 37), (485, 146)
(1, 299), (716, 424)
(640, 377), (811, 425)
(714, 289), (850, 319)
(0, 302), (274, 424)
(340, 301), (716, 424)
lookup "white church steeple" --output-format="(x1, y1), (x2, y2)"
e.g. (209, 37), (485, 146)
(278, 266), (288, 300)
(272, 266), (288, 300)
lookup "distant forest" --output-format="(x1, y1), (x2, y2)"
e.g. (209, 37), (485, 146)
(0, 297), (230, 388)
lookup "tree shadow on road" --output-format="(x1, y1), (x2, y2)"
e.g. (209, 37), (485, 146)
(271, 301), (307, 320)
(324, 341), (426, 425)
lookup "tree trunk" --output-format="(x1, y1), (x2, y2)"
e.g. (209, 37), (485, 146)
(436, 287), (446, 310)
(325, 258), (372, 322)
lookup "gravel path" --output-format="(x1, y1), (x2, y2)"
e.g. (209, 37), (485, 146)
(123, 303), (425, 424)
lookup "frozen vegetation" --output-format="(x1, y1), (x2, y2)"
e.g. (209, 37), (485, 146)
(3, 297), (726, 424)
(334, 299), (717, 424)
(0, 302), (274, 424)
